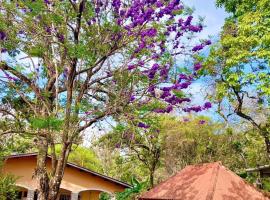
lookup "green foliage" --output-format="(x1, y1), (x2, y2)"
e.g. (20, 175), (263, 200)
(208, 0), (270, 100)
(97, 115), (256, 187)
(99, 193), (111, 200)
(30, 116), (63, 131)
(116, 177), (147, 200)
(52, 145), (102, 172)
(203, 0), (270, 164)
(0, 159), (18, 200)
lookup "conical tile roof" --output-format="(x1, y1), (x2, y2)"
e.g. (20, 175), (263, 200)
(140, 162), (269, 200)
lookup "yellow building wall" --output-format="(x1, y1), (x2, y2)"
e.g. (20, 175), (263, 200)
(3, 156), (127, 195)
(79, 190), (101, 200)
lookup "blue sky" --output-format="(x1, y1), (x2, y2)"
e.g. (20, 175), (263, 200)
(182, 0), (228, 120)
(185, 0), (228, 38)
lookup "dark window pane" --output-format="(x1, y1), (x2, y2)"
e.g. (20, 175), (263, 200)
(34, 192), (38, 200)
(23, 191), (28, 197)
(59, 194), (71, 200)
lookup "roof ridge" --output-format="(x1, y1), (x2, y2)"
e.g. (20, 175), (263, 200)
(206, 162), (221, 200)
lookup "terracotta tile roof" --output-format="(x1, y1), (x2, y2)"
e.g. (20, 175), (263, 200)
(6, 152), (131, 188)
(140, 162), (269, 200)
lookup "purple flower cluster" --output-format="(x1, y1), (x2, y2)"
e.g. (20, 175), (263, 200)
(183, 106), (202, 113)
(129, 95), (136, 102)
(147, 63), (160, 79)
(194, 63), (202, 71)
(0, 31), (7, 41)
(199, 120), (206, 125)
(192, 40), (212, 52)
(128, 64), (136, 70)
(1, 48), (7, 53)
(57, 33), (65, 43)
(44, 0), (51, 5)
(112, 0), (121, 13)
(204, 102), (212, 109)
(74, 0), (212, 130)
(140, 28), (157, 38)
(138, 122), (150, 129)
(183, 102), (212, 113)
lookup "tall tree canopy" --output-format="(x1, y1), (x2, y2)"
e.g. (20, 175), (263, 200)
(0, 0), (210, 199)
(205, 0), (270, 158)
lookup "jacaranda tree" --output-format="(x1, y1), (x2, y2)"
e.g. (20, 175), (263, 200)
(0, 0), (211, 199)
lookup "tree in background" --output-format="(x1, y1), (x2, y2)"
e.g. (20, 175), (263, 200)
(0, 0), (210, 199)
(204, 0), (270, 158)
(0, 169), (17, 200)
(0, 153), (17, 200)
(96, 115), (253, 188)
(54, 145), (102, 172)
(97, 114), (163, 188)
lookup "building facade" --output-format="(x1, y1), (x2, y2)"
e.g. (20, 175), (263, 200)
(3, 153), (130, 200)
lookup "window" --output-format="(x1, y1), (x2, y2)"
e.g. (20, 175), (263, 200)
(34, 192), (38, 200)
(59, 194), (71, 200)
(23, 191), (28, 197)
(16, 191), (22, 200)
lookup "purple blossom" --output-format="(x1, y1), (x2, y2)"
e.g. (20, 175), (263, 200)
(140, 28), (157, 38)
(85, 111), (92, 115)
(165, 96), (190, 105)
(166, 105), (173, 113)
(154, 108), (165, 113)
(199, 120), (206, 125)
(152, 53), (160, 59)
(184, 16), (193, 26)
(183, 106), (202, 113)
(173, 82), (191, 89)
(138, 122), (150, 129)
(95, 7), (101, 14)
(128, 64), (136, 70)
(205, 40), (212, 45)
(1, 48), (7, 53)
(18, 30), (25, 35)
(151, 63), (159, 71)
(156, 1), (163, 7)
(57, 33), (65, 42)
(204, 102), (212, 109)
(194, 63), (202, 71)
(112, 0), (121, 13)
(44, 0), (51, 4)
(45, 26), (52, 34)
(160, 67), (169, 79)
(192, 44), (204, 52)
(148, 70), (156, 79)
(148, 85), (156, 96)
(161, 86), (172, 92)
(189, 25), (203, 33)
(0, 31), (7, 40)
(183, 118), (189, 122)
(160, 91), (171, 99)
(120, 9), (126, 17)
(179, 74), (189, 81)
(129, 95), (136, 102)
(145, 7), (155, 19)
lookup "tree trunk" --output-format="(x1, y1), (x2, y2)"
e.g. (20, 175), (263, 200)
(36, 139), (71, 200)
(149, 165), (156, 188)
(48, 144), (71, 200)
(149, 170), (154, 188)
(262, 132), (270, 160)
(36, 138), (50, 200)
